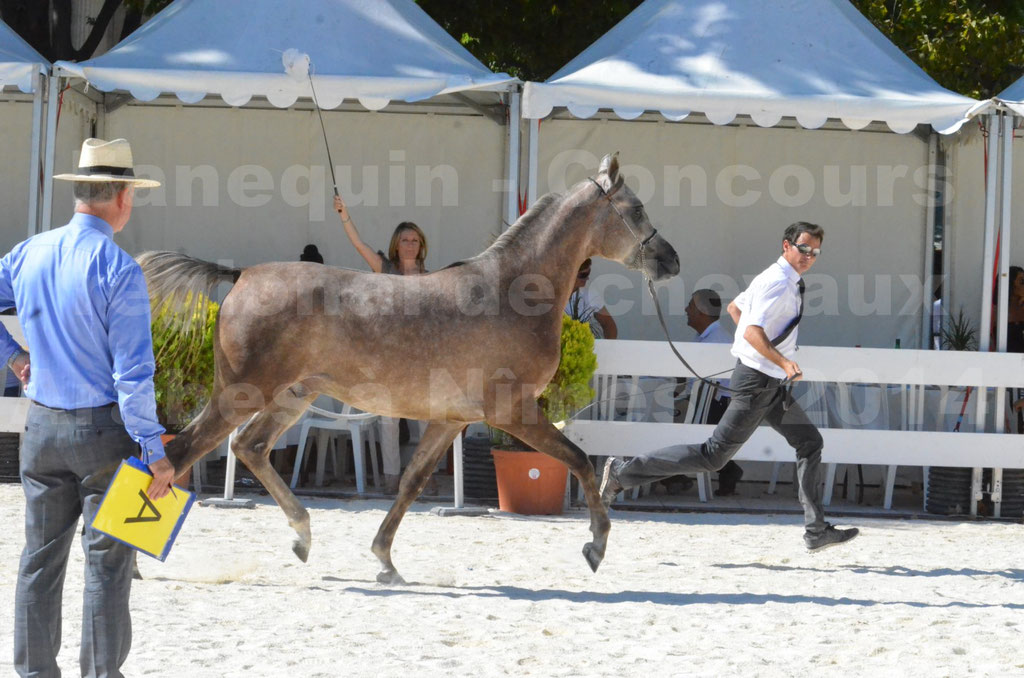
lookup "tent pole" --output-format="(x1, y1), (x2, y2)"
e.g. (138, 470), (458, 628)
(27, 70), (45, 238)
(992, 112), (1015, 517)
(921, 132), (937, 349)
(996, 111), (1013, 353)
(527, 118), (539, 206)
(40, 74), (60, 232)
(504, 89), (521, 230)
(973, 111), (1002, 515)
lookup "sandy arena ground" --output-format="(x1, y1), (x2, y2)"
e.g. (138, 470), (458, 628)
(1, 484), (1022, 677)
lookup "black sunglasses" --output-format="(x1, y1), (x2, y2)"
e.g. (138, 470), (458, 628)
(789, 241), (821, 258)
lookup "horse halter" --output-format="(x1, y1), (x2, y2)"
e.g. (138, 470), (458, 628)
(588, 177), (659, 275)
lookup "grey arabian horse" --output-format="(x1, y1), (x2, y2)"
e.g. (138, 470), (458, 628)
(140, 153), (679, 584)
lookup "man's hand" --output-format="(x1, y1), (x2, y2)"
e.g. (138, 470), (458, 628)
(147, 456), (175, 500)
(781, 359), (803, 382)
(9, 351), (29, 385)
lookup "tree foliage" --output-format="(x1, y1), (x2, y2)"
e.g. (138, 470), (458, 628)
(850, 0), (1024, 98)
(415, 0), (643, 82)
(0, 0), (170, 62)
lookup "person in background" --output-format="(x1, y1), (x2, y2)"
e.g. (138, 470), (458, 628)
(334, 194), (427, 275)
(1003, 266), (1024, 432)
(1, 138), (173, 677)
(566, 258), (618, 339)
(333, 193), (429, 493)
(300, 243), (325, 264)
(601, 222), (859, 552)
(674, 289), (744, 495)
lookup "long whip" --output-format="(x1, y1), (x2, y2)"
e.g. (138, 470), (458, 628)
(307, 69), (339, 197)
(281, 49), (338, 197)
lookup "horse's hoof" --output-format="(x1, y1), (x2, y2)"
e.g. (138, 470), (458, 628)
(376, 569), (407, 586)
(582, 542), (604, 573)
(292, 538), (310, 563)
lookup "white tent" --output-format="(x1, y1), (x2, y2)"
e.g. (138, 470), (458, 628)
(56, 0), (513, 108)
(47, 0), (521, 263)
(0, 19), (48, 247)
(523, 0), (987, 133)
(519, 0), (990, 351)
(997, 78), (1024, 118)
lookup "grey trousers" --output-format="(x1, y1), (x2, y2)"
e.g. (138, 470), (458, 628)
(15, 402), (137, 678)
(616, 361), (827, 534)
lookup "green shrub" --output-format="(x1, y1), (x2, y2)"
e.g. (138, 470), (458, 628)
(539, 315), (598, 423)
(151, 295), (218, 433)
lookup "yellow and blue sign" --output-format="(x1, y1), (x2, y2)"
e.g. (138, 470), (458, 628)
(91, 456), (195, 561)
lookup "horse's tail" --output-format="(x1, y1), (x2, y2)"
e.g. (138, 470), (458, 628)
(136, 251), (243, 333)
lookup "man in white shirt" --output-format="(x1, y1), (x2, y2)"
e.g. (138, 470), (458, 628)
(601, 222), (858, 551)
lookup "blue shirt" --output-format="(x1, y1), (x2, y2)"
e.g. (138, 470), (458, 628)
(0, 213), (165, 463)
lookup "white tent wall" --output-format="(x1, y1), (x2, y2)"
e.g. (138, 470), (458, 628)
(945, 129), (988, 340)
(101, 103), (507, 268)
(44, 87), (100, 228)
(535, 117), (931, 347)
(0, 97), (36, 252)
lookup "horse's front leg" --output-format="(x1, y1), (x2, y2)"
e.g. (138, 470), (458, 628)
(230, 384), (317, 562)
(371, 421), (465, 585)
(495, 404), (610, 573)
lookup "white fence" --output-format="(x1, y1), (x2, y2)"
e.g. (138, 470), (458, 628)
(5, 317), (1024, 514)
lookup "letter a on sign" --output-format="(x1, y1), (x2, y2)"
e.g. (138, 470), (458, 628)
(91, 457), (195, 561)
(124, 490), (163, 524)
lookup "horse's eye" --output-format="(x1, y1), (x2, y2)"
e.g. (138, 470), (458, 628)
(633, 206), (644, 220)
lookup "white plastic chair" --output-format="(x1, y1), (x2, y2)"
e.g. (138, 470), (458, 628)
(289, 398), (381, 493)
(683, 377), (719, 502)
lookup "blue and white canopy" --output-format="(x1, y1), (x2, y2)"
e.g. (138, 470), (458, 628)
(0, 18), (48, 93)
(56, 0), (514, 109)
(523, 0), (988, 133)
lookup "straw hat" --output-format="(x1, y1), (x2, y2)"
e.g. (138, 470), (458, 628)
(54, 138), (161, 188)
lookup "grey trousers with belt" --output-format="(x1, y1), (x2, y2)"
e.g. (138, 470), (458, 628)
(15, 402), (138, 678)
(615, 361), (828, 534)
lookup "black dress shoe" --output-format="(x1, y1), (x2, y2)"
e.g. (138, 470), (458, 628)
(805, 524), (859, 551)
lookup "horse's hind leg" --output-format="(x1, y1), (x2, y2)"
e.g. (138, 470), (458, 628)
(371, 421), (465, 585)
(229, 384), (318, 562)
(495, 403), (610, 573)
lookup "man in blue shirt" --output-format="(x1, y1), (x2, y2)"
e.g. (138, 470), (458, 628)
(1, 138), (174, 677)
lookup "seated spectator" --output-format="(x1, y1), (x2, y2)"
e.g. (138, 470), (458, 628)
(566, 258), (617, 339)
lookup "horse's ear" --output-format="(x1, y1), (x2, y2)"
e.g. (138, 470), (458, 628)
(597, 152), (622, 193)
(598, 153), (620, 182)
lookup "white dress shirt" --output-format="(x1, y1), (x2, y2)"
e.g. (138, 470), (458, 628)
(730, 256), (803, 379)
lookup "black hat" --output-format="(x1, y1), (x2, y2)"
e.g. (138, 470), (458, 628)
(300, 244), (324, 264)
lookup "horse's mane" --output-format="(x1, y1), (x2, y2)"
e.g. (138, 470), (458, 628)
(486, 192), (562, 256)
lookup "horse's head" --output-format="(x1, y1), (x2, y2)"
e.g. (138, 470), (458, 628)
(590, 153), (679, 281)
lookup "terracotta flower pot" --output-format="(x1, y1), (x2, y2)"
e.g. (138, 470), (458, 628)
(491, 448), (568, 515)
